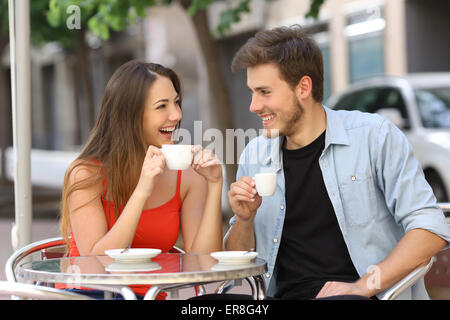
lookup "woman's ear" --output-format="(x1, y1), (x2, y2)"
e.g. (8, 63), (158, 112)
(295, 75), (313, 100)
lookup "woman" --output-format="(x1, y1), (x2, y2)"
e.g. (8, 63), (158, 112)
(58, 60), (223, 298)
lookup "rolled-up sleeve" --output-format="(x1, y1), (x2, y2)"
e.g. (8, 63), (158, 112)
(375, 119), (450, 248)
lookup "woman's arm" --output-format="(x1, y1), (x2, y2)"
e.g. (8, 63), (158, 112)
(180, 147), (223, 253)
(68, 147), (165, 255)
(67, 166), (146, 255)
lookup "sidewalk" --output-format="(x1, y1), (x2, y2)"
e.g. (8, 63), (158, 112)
(0, 217), (61, 282)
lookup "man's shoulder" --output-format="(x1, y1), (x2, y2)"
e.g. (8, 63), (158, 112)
(329, 107), (386, 131)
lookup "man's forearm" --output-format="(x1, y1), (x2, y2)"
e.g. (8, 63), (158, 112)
(224, 217), (256, 251)
(356, 228), (447, 297)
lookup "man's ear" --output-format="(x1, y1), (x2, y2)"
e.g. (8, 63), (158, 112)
(295, 75), (313, 100)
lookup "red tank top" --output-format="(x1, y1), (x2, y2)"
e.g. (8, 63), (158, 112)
(62, 169), (182, 298)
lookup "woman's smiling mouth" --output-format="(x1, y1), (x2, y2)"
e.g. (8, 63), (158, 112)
(159, 126), (175, 139)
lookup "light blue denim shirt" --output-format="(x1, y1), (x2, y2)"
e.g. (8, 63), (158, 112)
(225, 106), (450, 299)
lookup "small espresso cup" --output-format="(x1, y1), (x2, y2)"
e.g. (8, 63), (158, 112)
(253, 173), (277, 196)
(161, 144), (193, 170)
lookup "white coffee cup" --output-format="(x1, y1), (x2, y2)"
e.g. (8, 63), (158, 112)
(253, 173), (277, 196)
(161, 144), (193, 170)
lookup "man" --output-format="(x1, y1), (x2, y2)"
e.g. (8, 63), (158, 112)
(225, 25), (450, 300)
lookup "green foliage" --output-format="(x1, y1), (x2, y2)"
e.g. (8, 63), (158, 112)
(186, 0), (213, 16)
(191, 0), (325, 38)
(0, 0), (327, 46)
(306, 0), (325, 19)
(213, 0), (251, 37)
(0, 0), (78, 49)
(46, 0), (160, 40)
(0, 0), (8, 36)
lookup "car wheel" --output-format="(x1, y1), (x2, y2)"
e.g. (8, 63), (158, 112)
(425, 171), (449, 202)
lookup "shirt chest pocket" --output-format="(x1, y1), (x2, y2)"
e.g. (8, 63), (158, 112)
(338, 172), (379, 226)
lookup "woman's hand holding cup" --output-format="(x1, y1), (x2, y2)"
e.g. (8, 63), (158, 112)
(137, 145), (166, 196)
(191, 145), (223, 184)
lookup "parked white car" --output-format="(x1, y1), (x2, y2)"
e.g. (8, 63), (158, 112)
(326, 73), (450, 202)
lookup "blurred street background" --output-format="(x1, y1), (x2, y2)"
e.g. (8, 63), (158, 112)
(0, 0), (449, 299)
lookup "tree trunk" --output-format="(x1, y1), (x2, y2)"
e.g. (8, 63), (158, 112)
(0, 37), (11, 184)
(179, 2), (237, 208)
(77, 27), (96, 138)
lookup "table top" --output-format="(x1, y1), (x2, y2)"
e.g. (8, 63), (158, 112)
(17, 253), (267, 286)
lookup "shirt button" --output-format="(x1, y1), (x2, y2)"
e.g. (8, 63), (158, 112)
(265, 272), (270, 278)
(351, 176), (356, 181)
(280, 205), (285, 210)
(273, 238), (278, 243)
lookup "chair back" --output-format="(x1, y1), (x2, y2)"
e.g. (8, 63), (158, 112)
(6, 236), (186, 280)
(5, 237), (66, 282)
(425, 204), (450, 299)
(439, 202), (450, 213)
(169, 246), (185, 254)
(439, 202), (450, 223)
(381, 257), (435, 300)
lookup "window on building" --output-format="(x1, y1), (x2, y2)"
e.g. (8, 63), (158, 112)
(42, 64), (56, 149)
(346, 7), (386, 83)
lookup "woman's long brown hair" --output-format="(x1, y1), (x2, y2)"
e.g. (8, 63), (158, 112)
(59, 60), (182, 249)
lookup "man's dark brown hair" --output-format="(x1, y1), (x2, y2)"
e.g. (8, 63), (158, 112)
(231, 25), (324, 102)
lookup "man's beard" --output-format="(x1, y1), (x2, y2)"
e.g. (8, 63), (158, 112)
(264, 98), (303, 138)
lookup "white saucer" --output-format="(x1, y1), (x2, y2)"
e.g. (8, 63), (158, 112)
(104, 248), (161, 263)
(210, 263), (254, 271)
(210, 251), (258, 265)
(106, 261), (162, 273)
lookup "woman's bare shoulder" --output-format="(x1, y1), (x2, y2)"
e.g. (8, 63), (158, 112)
(67, 159), (103, 186)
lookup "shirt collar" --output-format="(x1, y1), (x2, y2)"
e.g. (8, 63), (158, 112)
(263, 105), (350, 169)
(323, 105), (350, 148)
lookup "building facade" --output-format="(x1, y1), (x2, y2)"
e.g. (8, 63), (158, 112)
(203, 0), (450, 132)
(0, 0), (449, 170)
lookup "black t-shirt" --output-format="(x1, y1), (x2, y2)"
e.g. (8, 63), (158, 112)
(275, 130), (360, 300)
